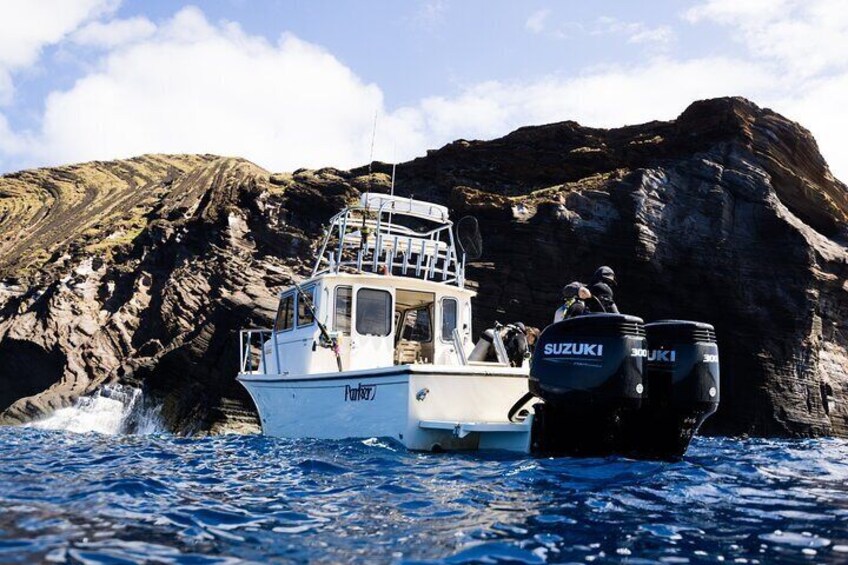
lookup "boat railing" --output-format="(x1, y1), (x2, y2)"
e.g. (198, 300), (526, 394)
(491, 327), (510, 366)
(452, 328), (469, 365)
(239, 328), (277, 375)
(312, 196), (465, 286)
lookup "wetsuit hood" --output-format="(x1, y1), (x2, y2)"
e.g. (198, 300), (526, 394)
(591, 266), (616, 286)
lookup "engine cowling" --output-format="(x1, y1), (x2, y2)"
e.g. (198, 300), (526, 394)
(644, 320), (719, 409)
(528, 314), (646, 456)
(620, 320), (720, 459)
(529, 314), (646, 407)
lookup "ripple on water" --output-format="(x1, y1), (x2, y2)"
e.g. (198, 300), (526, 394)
(1, 428), (848, 563)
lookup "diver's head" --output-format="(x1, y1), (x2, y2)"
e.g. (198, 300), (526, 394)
(592, 266), (616, 286)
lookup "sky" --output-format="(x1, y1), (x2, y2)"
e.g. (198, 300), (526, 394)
(0, 0), (847, 180)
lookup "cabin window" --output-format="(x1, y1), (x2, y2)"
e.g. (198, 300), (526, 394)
(400, 307), (432, 342)
(274, 293), (295, 332)
(441, 298), (458, 341)
(297, 286), (316, 327)
(356, 288), (392, 336)
(334, 286), (352, 335)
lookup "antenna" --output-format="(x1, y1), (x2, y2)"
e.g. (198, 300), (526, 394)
(368, 110), (378, 175)
(388, 154), (397, 243)
(389, 140), (398, 197)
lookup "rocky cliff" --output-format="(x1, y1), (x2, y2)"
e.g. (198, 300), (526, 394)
(0, 97), (846, 437)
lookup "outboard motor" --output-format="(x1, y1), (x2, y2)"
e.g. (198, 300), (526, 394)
(528, 314), (646, 456)
(622, 320), (720, 460)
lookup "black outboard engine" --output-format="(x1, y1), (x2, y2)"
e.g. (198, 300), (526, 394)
(621, 320), (720, 460)
(529, 314), (646, 456)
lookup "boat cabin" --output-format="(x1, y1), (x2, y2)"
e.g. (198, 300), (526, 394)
(243, 194), (484, 377)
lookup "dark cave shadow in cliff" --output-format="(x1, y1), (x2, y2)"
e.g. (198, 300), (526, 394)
(0, 339), (66, 413)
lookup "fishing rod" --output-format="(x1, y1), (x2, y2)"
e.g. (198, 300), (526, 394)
(292, 281), (343, 372)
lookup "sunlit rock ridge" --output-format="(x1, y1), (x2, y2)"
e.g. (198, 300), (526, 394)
(0, 97), (846, 437)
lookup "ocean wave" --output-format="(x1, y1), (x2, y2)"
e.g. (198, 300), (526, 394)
(1, 428), (847, 563)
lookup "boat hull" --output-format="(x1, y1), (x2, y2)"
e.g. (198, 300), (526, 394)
(238, 365), (533, 452)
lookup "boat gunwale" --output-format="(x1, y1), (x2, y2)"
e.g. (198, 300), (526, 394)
(237, 363), (529, 384)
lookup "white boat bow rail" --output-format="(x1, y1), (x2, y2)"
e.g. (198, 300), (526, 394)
(312, 194), (466, 286)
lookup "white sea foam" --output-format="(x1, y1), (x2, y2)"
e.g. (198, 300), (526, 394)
(30, 384), (164, 435)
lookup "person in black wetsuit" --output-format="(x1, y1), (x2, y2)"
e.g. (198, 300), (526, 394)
(588, 266), (619, 314)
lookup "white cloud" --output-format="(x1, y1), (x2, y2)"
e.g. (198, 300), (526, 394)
(0, 0), (117, 106)
(628, 25), (674, 45)
(525, 9), (550, 34)
(592, 17), (675, 47)
(2, 5), (772, 175)
(686, 0), (848, 78)
(0, 0), (117, 66)
(524, 13), (672, 45)
(2, 1), (848, 185)
(6, 7), (397, 171)
(405, 57), (772, 144)
(684, 0), (792, 24)
(72, 16), (156, 48)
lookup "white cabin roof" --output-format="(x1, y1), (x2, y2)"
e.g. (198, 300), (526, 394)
(288, 271), (477, 299)
(360, 193), (449, 223)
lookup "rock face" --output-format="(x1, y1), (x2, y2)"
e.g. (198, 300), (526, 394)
(0, 97), (846, 437)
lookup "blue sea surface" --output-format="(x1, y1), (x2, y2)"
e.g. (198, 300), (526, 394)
(1, 427), (847, 564)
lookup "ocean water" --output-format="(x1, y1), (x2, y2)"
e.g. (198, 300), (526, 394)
(2, 426), (848, 564)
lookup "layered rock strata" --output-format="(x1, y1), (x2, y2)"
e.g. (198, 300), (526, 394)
(0, 97), (846, 437)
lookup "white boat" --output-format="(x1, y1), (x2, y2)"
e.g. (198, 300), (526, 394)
(237, 193), (721, 458)
(237, 193), (535, 452)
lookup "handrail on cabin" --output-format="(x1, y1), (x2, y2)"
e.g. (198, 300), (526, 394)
(311, 199), (466, 286)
